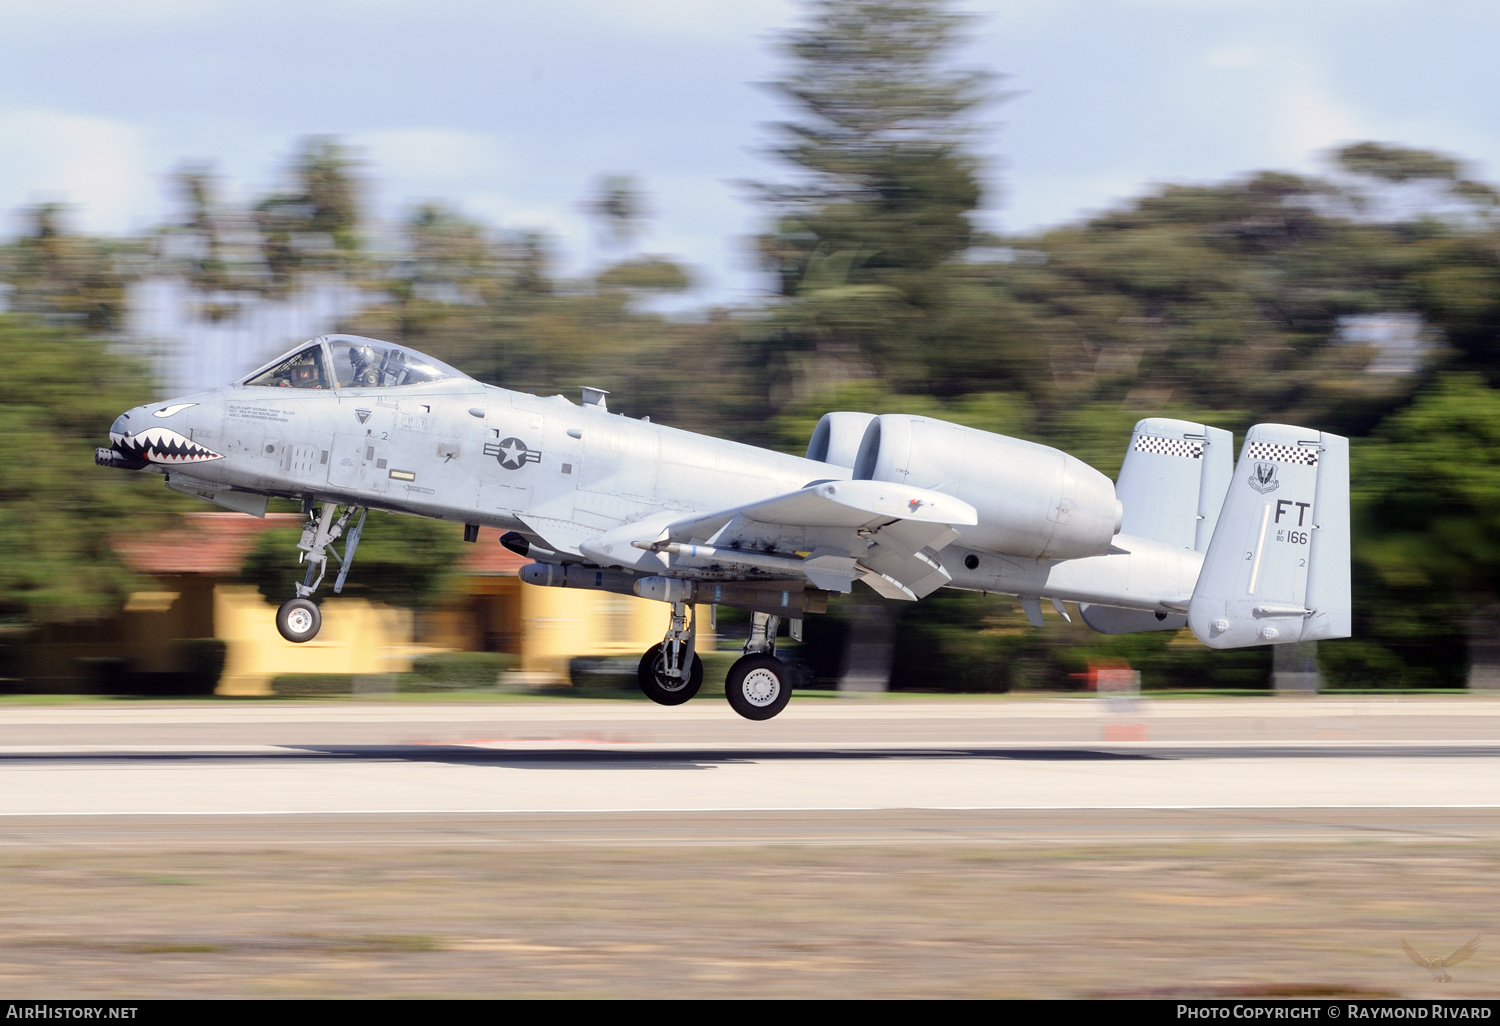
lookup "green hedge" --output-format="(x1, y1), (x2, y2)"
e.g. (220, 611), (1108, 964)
(270, 673), (356, 696)
(270, 652), (517, 696)
(404, 651), (515, 691)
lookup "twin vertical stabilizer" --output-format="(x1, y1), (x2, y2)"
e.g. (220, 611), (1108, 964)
(1187, 424), (1351, 648)
(1080, 418), (1232, 636)
(1115, 417), (1234, 553)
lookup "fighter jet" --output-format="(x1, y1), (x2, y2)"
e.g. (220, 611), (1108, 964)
(98, 334), (1351, 720)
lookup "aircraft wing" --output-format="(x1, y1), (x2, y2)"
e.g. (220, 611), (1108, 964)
(519, 513), (599, 558)
(656, 480), (978, 600)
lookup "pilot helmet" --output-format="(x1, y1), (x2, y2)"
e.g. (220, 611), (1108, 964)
(350, 345), (376, 368)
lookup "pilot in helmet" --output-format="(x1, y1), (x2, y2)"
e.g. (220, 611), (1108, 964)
(349, 345), (381, 387)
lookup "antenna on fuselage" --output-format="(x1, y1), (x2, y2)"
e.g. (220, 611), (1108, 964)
(581, 386), (610, 412)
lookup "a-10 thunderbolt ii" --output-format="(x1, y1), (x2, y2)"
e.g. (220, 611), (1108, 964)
(98, 334), (1351, 720)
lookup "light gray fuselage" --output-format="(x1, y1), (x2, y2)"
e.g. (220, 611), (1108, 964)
(119, 378), (1201, 614)
(129, 378), (837, 537)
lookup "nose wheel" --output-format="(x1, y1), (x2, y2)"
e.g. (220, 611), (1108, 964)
(276, 598), (322, 644)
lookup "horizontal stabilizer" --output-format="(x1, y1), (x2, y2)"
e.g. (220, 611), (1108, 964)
(1187, 424), (1351, 648)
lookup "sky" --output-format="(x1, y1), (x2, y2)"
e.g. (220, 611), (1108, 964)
(3, 0), (1499, 303)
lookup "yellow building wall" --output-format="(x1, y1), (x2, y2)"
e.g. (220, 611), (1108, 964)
(212, 579), (716, 694)
(214, 584), (417, 696)
(516, 588), (714, 684)
(418, 575), (524, 655)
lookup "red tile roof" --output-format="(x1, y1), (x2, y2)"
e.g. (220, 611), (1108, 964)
(460, 526), (531, 576)
(115, 513), (528, 577)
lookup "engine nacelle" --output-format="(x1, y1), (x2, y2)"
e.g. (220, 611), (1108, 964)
(852, 414), (1122, 560)
(805, 412), (877, 469)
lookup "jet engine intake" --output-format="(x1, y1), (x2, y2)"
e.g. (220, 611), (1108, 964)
(852, 414), (1122, 561)
(805, 412), (877, 469)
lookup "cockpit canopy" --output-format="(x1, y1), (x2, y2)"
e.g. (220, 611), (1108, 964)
(238, 335), (468, 390)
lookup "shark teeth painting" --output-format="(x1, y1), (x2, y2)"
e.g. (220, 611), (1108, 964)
(111, 427), (224, 465)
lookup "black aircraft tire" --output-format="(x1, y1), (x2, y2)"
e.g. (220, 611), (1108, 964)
(637, 646), (704, 706)
(725, 654), (792, 721)
(276, 598), (322, 644)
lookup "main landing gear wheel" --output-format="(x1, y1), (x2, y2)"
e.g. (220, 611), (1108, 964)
(276, 598), (322, 643)
(725, 654), (792, 721)
(637, 645), (704, 706)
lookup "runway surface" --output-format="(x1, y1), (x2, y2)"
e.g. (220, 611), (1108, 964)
(2, 696), (1498, 998)
(0, 695), (1498, 843)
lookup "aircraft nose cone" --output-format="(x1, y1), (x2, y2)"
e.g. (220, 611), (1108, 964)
(107, 402), (225, 466)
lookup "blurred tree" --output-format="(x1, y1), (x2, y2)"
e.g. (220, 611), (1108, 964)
(173, 165), (224, 291)
(1335, 374), (1500, 688)
(961, 170), (1440, 439)
(755, 0), (996, 389)
(343, 200), (743, 442)
(595, 256), (691, 294)
(0, 204), (129, 332)
(253, 136), (363, 290)
(1334, 141), (1500, 216)
(1328, 142), (1500, 391)
(298, 137), (362, 253)
(0, 316), (172, 624)
(1338, 142), (1469, 185)
(585, 174), (647, 253)
(152, 162), (277, 309)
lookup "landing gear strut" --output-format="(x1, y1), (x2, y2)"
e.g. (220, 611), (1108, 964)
(275, 501), (367, 644)
(637, 600), (703, 705)
(724, 612), (793, 721)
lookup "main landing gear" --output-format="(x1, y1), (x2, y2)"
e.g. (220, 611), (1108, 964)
(637, 600), (703, 704)
(724, 612), (792, 721)
(274, 501), (367, 644)
(636, 608), (793, 721)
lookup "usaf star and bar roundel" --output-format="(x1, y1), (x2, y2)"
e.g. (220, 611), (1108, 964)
(484, 437), (542, 470)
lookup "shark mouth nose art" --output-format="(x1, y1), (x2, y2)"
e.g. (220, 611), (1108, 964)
(111, 427), (223, 465)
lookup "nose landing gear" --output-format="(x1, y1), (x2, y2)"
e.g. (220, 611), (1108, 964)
(274, 501), (367, 644)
